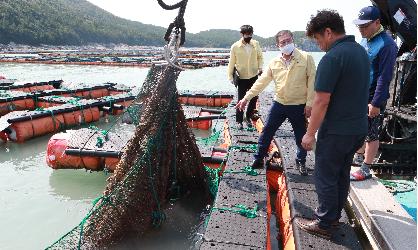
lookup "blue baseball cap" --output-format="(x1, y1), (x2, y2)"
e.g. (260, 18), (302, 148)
(353, 6), (381, 25)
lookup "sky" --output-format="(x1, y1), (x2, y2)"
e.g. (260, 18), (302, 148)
(86, 0), (372, 42)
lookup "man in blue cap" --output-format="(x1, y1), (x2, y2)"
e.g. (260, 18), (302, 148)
(350, 6), (398, 181)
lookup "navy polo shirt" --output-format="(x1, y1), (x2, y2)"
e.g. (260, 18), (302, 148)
(315, 35), (369, 135)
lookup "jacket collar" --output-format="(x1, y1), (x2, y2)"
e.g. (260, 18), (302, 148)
(368, 25), (385, 41)
(239, 38), (256, 47)
(329, 35), (355, 51)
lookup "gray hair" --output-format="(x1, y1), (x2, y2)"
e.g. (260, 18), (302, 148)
(275, 30), (293, 41)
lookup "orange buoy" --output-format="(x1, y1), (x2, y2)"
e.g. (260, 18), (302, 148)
(104, 157), (120, 172)
(187, 111), (212, 130)
(46, 132), (84, 169)
(221, 97), (233, 107)
(46, 132), (103, 170)
(9, 114), (65, 143)
(24, 98), (35, 110)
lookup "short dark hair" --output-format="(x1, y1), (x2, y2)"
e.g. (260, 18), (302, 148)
(240, 25), (253, 34)
(275, 30), (293, 42)
(306, 9), (345, 38)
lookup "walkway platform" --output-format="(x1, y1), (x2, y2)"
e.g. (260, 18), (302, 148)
(201, 102), (270, 249)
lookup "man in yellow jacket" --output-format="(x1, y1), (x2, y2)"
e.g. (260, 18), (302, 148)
(236, 30), (316, 174)
(228, 25), (264, 129)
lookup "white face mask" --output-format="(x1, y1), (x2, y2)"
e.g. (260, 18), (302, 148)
(280, 43), (295, 55)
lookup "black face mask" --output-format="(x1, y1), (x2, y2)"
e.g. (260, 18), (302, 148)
(243, 37), (252, 43)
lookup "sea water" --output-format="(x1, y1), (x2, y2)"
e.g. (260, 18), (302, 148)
(0, 51), (325, 249)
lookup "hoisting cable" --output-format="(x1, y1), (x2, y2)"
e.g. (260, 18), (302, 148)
(157, 0), (188, 70)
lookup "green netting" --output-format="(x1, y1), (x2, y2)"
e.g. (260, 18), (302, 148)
(46, 64), (206, 249)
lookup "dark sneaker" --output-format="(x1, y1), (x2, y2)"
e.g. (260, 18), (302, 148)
(296, 160), (308, 176)
(245, 118), (253, 128)
(251, 159), (264, 169)
(350, 168), (372, 181)
(266, 152), (282, 171)
(251, 113), (260, 121)
(295, 217), (331, 240)
(238, 122), (244, 130)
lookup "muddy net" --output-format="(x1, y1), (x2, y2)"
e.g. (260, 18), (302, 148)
(47, 64), (206, 249)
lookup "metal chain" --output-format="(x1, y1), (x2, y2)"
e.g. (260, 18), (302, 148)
(157, 0), (188, 70)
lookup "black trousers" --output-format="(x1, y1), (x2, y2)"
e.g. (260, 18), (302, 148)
(236, 75), (258, 123)
(314, 126), (365, 229)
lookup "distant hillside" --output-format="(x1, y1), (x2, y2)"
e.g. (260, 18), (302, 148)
(187, 29), (268, 48)
(189, 30), (319, 51)
(0, 0), (167, 46)
(0, 0), (319, 51)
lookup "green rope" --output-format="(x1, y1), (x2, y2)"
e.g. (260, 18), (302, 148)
(379, 179), (416, 194)
(103, 96), (115, 106)
(33, 94), (39, 107)
(245, 127), (257, 132)
(229, 144), (258, 152)
(213, 204), (259, 218)
(204, 165), (223, 198)
(197, 130), (221, 146)
(88, 125), (108, 148)
(224, 165), (258, 176)
(230, 124), (256, 132)
(89, 125), (108, 136)
(67, 98), (86, 125)
(46, 110), (65, 131)
(196, 106), (228, 147)
(7, 102), (17, 112)
(204, 163), (258, 199)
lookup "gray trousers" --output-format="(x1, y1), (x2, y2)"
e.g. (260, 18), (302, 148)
(314, 126), (365, 229)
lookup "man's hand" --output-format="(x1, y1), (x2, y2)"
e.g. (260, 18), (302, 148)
(235, 99), (248, 112)
(304, 106), (312, 118)
(301, 133), (316, 151)
(257, 69), (263, 76)
(368, 104), (380, 118)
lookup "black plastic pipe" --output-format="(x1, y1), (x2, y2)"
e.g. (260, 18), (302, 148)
(65, 148), (122, 158)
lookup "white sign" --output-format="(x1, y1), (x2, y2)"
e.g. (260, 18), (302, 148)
(394, 8), (406, 25)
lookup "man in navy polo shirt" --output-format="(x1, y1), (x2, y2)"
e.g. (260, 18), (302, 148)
(295, 10), (369, 239)
(350, 6), (398, 181)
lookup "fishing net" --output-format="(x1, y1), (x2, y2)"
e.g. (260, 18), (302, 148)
(47, 64), (206, 249)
